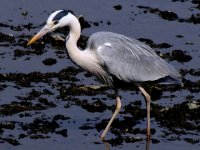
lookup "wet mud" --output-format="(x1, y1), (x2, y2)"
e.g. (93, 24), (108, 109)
(0, 0), (200, 150)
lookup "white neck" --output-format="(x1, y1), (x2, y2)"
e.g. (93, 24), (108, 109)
(64, 14), (112, 85)
(65, 14), (81, 61)
(65, 14), (97, 72)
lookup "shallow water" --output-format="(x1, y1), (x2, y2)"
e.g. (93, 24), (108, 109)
(0, 0), (200, 150)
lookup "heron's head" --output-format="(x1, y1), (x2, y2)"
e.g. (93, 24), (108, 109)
(27, 10), (74, 46)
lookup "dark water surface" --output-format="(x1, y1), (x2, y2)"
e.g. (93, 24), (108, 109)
(0, 0), (200, 150)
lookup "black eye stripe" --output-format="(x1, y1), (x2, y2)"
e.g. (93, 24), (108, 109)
(52, 10), (69, 22)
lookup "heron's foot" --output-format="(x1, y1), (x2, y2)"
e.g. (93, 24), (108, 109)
(51, 34), (65, 41)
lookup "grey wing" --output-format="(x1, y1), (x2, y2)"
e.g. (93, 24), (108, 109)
(94, 33), (181, 83)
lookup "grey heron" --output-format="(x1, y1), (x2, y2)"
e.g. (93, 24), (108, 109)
(27, 10), (182, 140)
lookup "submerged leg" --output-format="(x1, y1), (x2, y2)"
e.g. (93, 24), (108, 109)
(100, 90), (121, 140)
(137, 85), (151, 139)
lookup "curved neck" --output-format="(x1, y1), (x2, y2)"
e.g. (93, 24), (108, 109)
(65, 14), (100, 76)
(65, 15), (82, 63)
(68, 15), (81, 44)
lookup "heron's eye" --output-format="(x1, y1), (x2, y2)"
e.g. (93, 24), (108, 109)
(54, 20), (59, 25)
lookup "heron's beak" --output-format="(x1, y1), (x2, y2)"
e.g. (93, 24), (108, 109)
(27, 25), (52, 46)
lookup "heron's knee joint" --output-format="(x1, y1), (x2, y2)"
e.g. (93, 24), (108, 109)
(146, 94), (151, 102)
(116, 103), (121, 111)
(116, 97), (122, 111)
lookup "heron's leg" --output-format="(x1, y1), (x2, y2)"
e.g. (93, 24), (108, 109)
(100, 89), (121, 140)
(137, 85), (151, 139)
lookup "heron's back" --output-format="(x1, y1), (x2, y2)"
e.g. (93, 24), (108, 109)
(86, 32), (182, 85)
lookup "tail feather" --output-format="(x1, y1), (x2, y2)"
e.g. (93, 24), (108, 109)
(156, 76), (183, 86)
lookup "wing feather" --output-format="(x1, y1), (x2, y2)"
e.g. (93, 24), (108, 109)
(87, 32), (181, 83)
